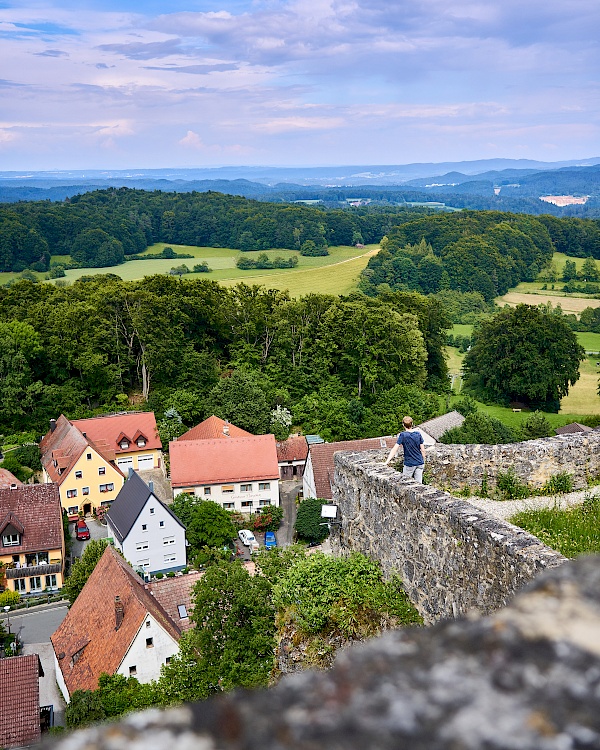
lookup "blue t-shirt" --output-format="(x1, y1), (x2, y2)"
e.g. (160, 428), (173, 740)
(397, 430), (424, 467)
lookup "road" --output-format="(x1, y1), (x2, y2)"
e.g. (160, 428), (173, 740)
(1, 601), (69, 645)
(278, 480), (302, 546)
(71, 516), (108, 559)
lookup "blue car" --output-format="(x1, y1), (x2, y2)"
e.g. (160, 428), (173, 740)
(265, 531), (277, 549)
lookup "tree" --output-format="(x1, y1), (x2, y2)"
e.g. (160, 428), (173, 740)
(170, 494), (235, 556)
(294, 498), (330, 544)
(562, 259), (578, 282)
(157, 408), (186, 445)
(270, 405), (292, 440)
(204, 370), (270, 434)
(439, 411), (517, 445)
(62, 539), (109, 604)
(65, 689), (107, 728)
(463, 305), (585, 411)
(580, 256), (599, 282)
(520, 411), (554, 440)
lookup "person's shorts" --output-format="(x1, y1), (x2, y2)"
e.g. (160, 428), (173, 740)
(402, 464), (424, 483)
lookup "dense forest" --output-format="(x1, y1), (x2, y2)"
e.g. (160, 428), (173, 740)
(358, 211), (585, 301)
(0, 188), (433, 272)
(0, 276), (448, 440)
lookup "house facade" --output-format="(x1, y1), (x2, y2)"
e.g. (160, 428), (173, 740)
(72, 412), (163, 474)
(40, 415), (124, 519)
(169, 434), (280, 512)
(106, 471), (187, 575)
(276, 436), (308, 480)
(0, 484), (65, 595)
(51, 545), (181, 702)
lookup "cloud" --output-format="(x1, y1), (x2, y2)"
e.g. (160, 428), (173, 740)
(179, 130), (205, 149)
(34, 49), (69, 57)
(96, 39), (184, 60)
(260, 116), (345, 134)
(144, 63), (238, 74)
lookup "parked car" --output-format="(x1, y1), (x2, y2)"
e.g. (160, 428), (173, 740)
(75, 520), (91, 541)
(265, 531), (277, 549)
(238, 529), (259, 551)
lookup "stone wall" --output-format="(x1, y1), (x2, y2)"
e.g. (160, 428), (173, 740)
(425, 430), (600, 491)
(331, 450), (566, 624)
(46, 556), (600, 750)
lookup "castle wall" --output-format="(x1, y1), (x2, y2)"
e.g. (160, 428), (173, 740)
(331, 449), (567, 624)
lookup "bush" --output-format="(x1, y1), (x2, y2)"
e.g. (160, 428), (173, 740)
(0, 454), (33, 483)
(13, 443), (41, 470)
(300, 240), (328, 257)
(542, 472), (574, 495)
(252, 505), (284, 532)
(0, 590), (20, 607)
(520, 411), (553, 440)
(454, 396), (479, 417)
(193, 262), (211, 273)
(495, 467), (531, 500)
(294, 498), (330, 544)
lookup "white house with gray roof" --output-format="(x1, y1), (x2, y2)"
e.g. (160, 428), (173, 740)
(106, 471), (186, 575)
(417, 411), (465, 445)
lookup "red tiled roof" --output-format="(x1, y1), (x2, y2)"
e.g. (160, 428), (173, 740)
(0, 654), (42, 749)
(148, 572), (204, 632)
(72, 412), (162, 455)
(308, 437), (397, 499)
(40, 415), (90, 486)
(0, 469), (22, 488)
(0, 484), (63, 554)
(555, 422), (593, 435)
(51, 546), (181, 695)
(169, 435), (279, 487)
(276, 436), (309, 463)
(178, 415), (253, 441)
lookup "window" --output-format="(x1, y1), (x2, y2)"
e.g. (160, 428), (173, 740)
(98, 467), (106, 475)
(221, 484), (234, 493)
(159, 520), (164, 528)
(165, 657), (172, 665)
(258, 482), (271, 491)
(240, 484), (252, 492)
(71, 647), (85, 667)
(75, 470), (82, 479)
(45, 574), (57, 589)
(259, 499), (272, 507)
(86, 453), (92, 460)
(146, 620), (151, 629)
(241, 500), (253, 508)
(137, 438), (146, 447)
(66, 489), (77, 499)
(29, 576), (42, 592)
(101, 500), (112, 508)
(129, 666), (137, 676)
(67, 505), (78, 515)
(163, 536), (175, 546)
(14, 579), (26, 593)
(146, 637), (154, 648)
(142, 524), (147, 531)
(26, 552), (48, 566)
(223, 502), (235, 509)
(120, 440), (129, 450)
(203, 487), (211, 496)
(2, 534), (20, 547)
(177, 604), (188, 619)
(99, 483), (114, 493)
(82, 487), (90, 496)
(164, 553), (177, 564)
(137, 559), (150, 568)
(150, 508), (155, 515)
(136, 541), (149, 551)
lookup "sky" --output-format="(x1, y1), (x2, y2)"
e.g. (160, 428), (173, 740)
(1, 0), (599, 170)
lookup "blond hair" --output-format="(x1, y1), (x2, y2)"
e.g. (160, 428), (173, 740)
(402, 416), (414, 429)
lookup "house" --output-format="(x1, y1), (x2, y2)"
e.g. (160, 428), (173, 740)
(148, 572), (204, 632)
(0, 468), (22, 489)
(276, 436), (309, 480)
(169, 434), (280, 512)
(417, 411), (465, 445)
(106, 471), (187, 575)
(71, 412), (163, 474)
(0, 654), (45, 748)
(303, 436), (397, 500)
(555, 422), (593, 436)
(40, 415), (125, 519)
(0, 484), (65, 595)
(178, 415), (253, 441)
(51, 545), (181, 702)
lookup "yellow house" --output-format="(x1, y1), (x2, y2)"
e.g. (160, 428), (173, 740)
(0, 484), (65, 594)
(40, 415), (125, 519)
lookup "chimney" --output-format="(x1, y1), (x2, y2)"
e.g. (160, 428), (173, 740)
(115, 596), (124, 630)
(50, 419), (57, 433)
(223, 420), (230, 436)
(149, 481), (154, 493)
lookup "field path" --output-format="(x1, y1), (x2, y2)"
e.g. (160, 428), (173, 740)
(499, 291), (600, 314)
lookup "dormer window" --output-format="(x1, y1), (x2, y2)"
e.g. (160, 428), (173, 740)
(120, 440), (130, 450)
(136, 438), (146, 447)
(2, 533), (20, 547)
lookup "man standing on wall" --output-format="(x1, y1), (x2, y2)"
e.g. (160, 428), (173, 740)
(384, 416), (426, 483)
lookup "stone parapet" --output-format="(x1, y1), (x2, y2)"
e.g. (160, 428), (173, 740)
(331, 449), (566, 624)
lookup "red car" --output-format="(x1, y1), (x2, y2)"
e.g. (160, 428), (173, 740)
(75, 520), (90, 541)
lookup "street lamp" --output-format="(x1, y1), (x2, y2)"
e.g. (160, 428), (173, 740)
(3, 605), (10, 634)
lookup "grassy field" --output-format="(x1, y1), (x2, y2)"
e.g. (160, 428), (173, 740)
(3, 243), (378, 296)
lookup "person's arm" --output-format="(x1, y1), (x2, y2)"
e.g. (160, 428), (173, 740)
(385, 442), (400, 465)
(420, 443), (426, 462)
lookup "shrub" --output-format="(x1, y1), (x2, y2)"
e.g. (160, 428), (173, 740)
(252, 505), (284, 532)
(495, 467), (530, 500)
(520, 411), (553, 440)
(167, 571), (175, 578)
(294, 498), (330, 544)
(155, 572), (164, 579)
(0, 590), (20, 607)
(542, 472), (574, 495)
(193, 262), (211, 273)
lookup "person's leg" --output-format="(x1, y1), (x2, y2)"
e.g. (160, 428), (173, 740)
(413, 465), (424, 484)
(402, 465), (417, 479)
